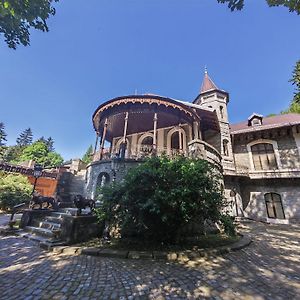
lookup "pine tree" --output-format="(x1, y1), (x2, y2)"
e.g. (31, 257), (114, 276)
(0, 122), (7, 147)
(82, 145), (93, 164)
(16, 128), (33, 147)
(46, 137), (55, 152)
(291, 60), (300, 104)
(37, 136), (47, 144)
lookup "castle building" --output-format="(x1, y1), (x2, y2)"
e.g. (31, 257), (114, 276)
(85, 71), (300, 224)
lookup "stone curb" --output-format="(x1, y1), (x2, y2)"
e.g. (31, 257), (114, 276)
(50, 234), (252, 261)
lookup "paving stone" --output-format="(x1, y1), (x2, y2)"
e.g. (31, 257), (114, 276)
(0, 222), (299, 299)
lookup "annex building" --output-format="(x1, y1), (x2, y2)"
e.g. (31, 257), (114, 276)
(85, 71), (300, 224)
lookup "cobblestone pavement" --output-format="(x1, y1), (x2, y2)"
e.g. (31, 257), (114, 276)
(0, 222), (299, 300)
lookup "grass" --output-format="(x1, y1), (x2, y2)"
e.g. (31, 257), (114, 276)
(77, 234), (239, 252)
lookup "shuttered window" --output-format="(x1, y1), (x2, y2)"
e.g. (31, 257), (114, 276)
(251, 143), (278, 170)
(265, 193), (285, 219)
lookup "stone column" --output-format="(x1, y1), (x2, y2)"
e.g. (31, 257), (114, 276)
(193, 121), (199, 140)
(178, 126), (183, 153)
(100, 118), (108, 160)
(153, 112), (158, 153)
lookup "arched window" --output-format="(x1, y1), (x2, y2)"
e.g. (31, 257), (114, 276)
(251, 143), (278, 170)
(171, 131), (180, 150)
(223, 139), (229, 156)
(140, 135), (153, 154)
(264, 193), (285, 219)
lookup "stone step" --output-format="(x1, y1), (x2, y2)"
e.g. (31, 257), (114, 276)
(50, 211), (70, 218)
(24, 226), (60, 239)
(40, 221), (61, 230)
(16, 230), (63, 245)
(44, 215), (65, 224)
(59, 207), (91, 216)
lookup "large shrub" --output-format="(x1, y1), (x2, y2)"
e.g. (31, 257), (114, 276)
(96, 156), (234, 244)
(0, 172), (32, 210)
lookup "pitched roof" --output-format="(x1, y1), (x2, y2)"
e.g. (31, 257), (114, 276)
(200, 70), (219, 93)
(230, 113), (300, 134)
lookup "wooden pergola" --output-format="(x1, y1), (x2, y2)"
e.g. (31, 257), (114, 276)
(92, 95), (219, 160)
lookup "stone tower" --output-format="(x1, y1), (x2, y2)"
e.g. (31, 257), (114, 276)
(194, 70), (235, 174)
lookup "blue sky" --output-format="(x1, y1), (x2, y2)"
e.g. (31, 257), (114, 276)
(1, 0), (300, 160)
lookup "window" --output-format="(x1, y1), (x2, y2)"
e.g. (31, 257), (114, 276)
(264, 193), (285, 219)
(220, 106), (224, 119)
(251, 118), (262, 126)
(223, 139), (229, 156)
(251, 143), (278, 170)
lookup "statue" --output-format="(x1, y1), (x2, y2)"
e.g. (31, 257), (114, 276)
(73, 194), (95, 215)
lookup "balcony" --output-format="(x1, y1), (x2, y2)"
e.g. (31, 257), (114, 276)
(92, 139), (222, 169)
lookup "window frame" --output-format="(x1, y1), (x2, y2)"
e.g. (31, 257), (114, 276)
(264, 193), (285, 220)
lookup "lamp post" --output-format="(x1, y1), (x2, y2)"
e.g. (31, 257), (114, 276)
(31, 165), (43, 195)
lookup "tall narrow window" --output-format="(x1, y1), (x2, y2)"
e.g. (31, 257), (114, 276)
(220, 106), (224, 119)
(223, 139), (229, 156)
(264, 193), (285, 219)
(251, 143), (278, 170)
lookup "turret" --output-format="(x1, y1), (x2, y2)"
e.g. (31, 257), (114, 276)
(194, 69), (235, 173)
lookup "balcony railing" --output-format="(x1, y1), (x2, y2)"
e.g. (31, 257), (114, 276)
(92, 141), (222, 168)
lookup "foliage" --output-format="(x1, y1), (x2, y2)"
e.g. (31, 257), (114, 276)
(16, 128), (33, 147)
(0, 122), (7, 147)
(0, 0), (59, 49)
(281, 101), (300, 114)
(290, 60), (300, 104)
(217, 0), (300, 14)
(82, 145), (93, 164)
(37, 136), (55, 152)
(96, 156), (234, 244)
(0, 171), (32, 210)
(17, 141), (63, 167)
(0, 122), (7, 159)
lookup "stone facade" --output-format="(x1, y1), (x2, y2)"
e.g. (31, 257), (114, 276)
(85, 72), (300, 224)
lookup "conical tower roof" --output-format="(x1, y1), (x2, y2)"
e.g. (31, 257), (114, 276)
(200, 69), (219, 93)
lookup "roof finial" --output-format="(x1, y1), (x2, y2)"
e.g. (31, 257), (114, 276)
(204, 65), (208, 74)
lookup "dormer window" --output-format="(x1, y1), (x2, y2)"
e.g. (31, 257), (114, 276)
(251, 118), (262, 126)
(248, 113), (263, 127)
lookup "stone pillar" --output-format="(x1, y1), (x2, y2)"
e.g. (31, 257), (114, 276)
(153, 112), (158, 153)
(178, 125), (183, 153)
(100, 118), (108, 160)
(193, 121), (199, 140)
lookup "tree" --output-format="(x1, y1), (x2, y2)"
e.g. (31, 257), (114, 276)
(0, 122), (7, 147)
(46, 137), (55, 152)
(82, 145), (93, 164)
(291, 60), (300, 104)
(18, 141), (63, 167)
(0, 122), (7, 159)
(217, 0), (300, 14)
(0, 0), (59, 49)
(96, 156), (234, 244)
(44, 151), (63, 167)
(0, 172), (32, 210)
(16, 128), (33, 147)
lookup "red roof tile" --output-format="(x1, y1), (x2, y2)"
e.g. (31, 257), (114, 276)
(230, 113), (300, 134)
(200, 71), (219, 93)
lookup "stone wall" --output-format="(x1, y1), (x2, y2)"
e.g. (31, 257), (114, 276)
(233, 133), (300, 172)
(85, 159), (141, 199)
(224, 177), (300, 223)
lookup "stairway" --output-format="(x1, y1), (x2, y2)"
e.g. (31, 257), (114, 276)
(69, 170), (86, 196)
(17, 207), (91, 248)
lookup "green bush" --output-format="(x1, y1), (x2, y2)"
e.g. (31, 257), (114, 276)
(0, 172), (32, 210)
(96, 156), (235, 244)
